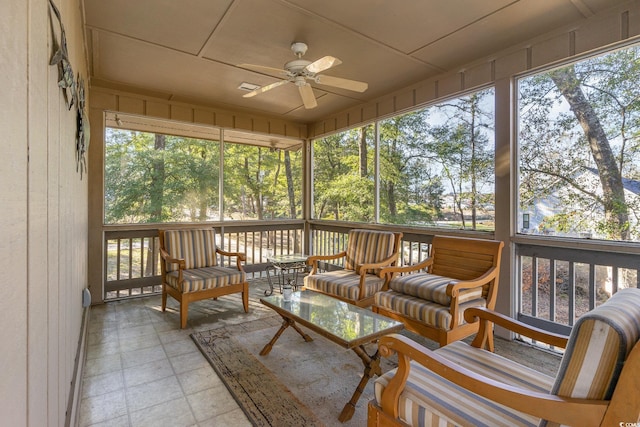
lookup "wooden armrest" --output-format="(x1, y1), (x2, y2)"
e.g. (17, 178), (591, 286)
(379, 257), (433, 277)
(216, 247), (247, 261)
(307, 251), (347, 274)
(358, 253), (400, 276)
(159, 248), (185, 268)
(464, 307), (569, 348)
(215, 248), (246, 271)
(377, 334), (606, 426)
(446, 267), (498, 295)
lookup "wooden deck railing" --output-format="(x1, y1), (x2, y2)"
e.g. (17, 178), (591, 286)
(102, 221), (639, 337)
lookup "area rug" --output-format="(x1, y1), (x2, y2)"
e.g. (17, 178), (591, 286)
(191, 321), (324, 426)
(192, 317), (398, 426)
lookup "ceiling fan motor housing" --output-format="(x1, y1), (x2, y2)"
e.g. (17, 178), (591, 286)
(290, 42), (308, 57)
(285, 59), (313, 76)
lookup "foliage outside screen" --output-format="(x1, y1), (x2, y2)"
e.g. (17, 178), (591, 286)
(313, 88), (495, 231)
(104, 129), (302, 224)
(518, 44), (640, 242)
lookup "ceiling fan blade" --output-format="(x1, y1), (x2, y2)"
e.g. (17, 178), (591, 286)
(315, 75), (368, 92)
(238, 63), (288, 77)
(305, 56), (342, 74)
(298, 84), (317, 109)
(243, 80), (289, 98)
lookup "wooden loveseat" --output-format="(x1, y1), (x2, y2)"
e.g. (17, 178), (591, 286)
(159, 228), (249, 328)
(368, 287), (640, 427)
(374, 235), (504, 347)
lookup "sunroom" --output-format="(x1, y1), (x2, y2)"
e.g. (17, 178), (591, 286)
(4, 0), (640, 425)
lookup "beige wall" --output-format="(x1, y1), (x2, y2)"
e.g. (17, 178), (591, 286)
(1, 0), (89, 425)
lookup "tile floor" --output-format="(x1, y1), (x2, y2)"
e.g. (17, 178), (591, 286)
(79, 281), (277, 427)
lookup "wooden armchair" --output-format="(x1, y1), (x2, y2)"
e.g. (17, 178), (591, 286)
(159, 229), (249, 328)
(374, 235), (504, 347)
(368, 287), (640, 427)
(303, 229), (402, 307)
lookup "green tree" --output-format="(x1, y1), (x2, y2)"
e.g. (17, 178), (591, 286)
(519, 46), (640, 240)
(427, 89), (495, 229)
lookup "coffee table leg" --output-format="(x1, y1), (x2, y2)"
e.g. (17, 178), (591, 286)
(259, 316), (313, 356)
(338, 346), (381, 422)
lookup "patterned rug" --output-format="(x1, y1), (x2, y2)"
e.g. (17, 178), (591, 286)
(191, 320), (324, 427)
(191, 315), (398, 426)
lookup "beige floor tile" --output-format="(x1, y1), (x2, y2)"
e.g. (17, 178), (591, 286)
(169, 350), (210, 375)
(119, 333), (161, 353)
(84, 353), (122, 378)
(123, 358), (173, 388)
(125, 375), (184, 413)
(178, 366), (223, 395)
(79, 389), (128, 426)
(82, 370), (125, 398)
(121, 344), (167, 369)
(208, 407), (252, 427)
(129, 397), (195, 427)
(186, 385), (239, 423)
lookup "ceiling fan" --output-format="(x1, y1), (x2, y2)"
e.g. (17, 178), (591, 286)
(238, 42), (368, 109)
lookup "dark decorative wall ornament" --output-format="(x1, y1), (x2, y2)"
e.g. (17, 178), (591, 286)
(49, 0), (76, 110)
(76, 74), (90, 178)
(48, 0), (90, 179)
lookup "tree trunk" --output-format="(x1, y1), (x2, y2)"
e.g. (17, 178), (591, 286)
(386, 182), (397, 217)
(470, 96), (478, 230)
(359, 126), (368, 178)
(550, 66), (629, 240)
(149, 134), (166, 222)
(284, 151), (296, 218)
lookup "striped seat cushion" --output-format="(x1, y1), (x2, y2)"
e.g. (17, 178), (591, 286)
(345, 229), (397, 273)
(540, 287), (640, 427)
(374, 341), (553, 427)
(389, 272), (483, 305)
(166, 266), (246, 293)
(303, 269), (384, 301)
(374, 290), (486, 330)
(163, 229), (219, 271)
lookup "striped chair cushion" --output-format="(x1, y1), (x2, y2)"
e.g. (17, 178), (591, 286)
(540, 287), (640, 427)
(345, 229), (397, 273)
(375, 290), (486, 330)
(163, 229), (218, 271)
(166, 266), (246, 293)
(374, 341), (552, 427)
(303, 269), (384, 301)
(389, 272), (483, 305)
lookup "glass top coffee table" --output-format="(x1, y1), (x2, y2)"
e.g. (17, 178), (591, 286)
(259, 290), (404, 422)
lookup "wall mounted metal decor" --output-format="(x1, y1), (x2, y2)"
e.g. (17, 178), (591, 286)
(48, 0), (76, 110)
(76, 74), (89, 178)
(49, 0), (90, 179)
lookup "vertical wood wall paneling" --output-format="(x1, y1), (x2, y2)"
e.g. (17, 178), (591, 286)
(1, 0), (28, 425)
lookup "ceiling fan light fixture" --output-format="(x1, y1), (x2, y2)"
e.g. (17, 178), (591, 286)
(238, 82), (261, 92)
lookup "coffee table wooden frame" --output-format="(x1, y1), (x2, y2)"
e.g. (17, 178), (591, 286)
(259, 290), (404, 422)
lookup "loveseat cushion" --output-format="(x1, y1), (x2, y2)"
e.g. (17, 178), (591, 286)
(345, 229), (397, 273)
(374, 340), (553, 427)
(374, 290), (486, 330)
(166, 266), (246, 293)
(303, 269), (384, 301)
(389, 272), (483, 305)
(163, 229), (218, 271)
